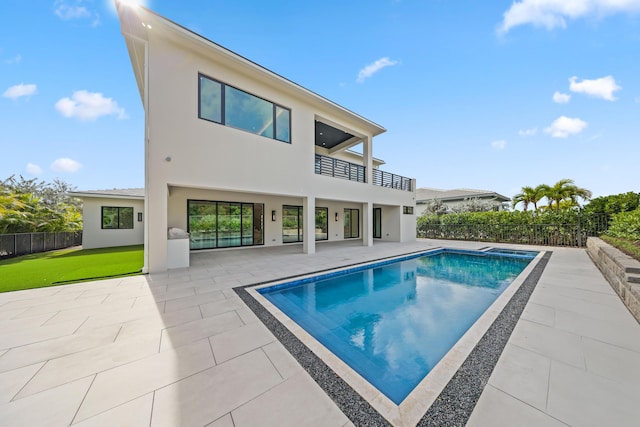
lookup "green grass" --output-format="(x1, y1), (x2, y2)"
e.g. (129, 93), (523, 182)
(0, 245), (144, 293)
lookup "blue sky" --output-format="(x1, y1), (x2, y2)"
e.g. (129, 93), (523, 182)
(1, 0), (639, 201)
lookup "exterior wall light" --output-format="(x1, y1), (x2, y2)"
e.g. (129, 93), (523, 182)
(138, 212), (143, 222)
(335, 212), (339, 222)
(272, 210), (276, 221)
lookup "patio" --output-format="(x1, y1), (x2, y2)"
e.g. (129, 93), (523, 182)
(0, 240), (638, 426)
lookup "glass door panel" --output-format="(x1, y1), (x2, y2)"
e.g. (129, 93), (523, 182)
(188, 200), (217, 249)
(253, 204), (264, 245)
(315, 208), (328, 241)
(283, 205), (303, 243)
(373, 208), (382, 239)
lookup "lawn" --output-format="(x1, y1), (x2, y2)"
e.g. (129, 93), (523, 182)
(0, 245), (144, 293)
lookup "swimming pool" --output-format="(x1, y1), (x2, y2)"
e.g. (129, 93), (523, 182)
(256, 248), (537, 405)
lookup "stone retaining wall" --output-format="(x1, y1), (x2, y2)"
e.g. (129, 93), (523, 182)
(586, 237), (640, 323)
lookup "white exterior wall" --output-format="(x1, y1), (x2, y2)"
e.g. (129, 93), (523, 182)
(80, 197), (144, 249)
(120, 7), (415, 272)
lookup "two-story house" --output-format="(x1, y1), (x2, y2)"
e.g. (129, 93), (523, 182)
(115, 3), (416, 273)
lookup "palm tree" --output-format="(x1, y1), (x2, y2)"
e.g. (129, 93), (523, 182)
(542, 179), (592, 212)
(512, 185), (546, 211)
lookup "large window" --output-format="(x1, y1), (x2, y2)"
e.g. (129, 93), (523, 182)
(102, 207), (133, 229)
(283, 205), (303, 243)
(315, 207), (328, 241)
(373, 207), (382, 239)
(198, 74), (291, 143)
(344, 208), (359, 239)
(188, 200), (264, 250)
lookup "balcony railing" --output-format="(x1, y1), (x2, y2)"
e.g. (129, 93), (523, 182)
(314, 153), (413, 192)
(315, 154), (365, 183)
(372, 169), (413, 192)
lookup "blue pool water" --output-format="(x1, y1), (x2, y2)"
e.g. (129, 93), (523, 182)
(258, 249), (536, 404)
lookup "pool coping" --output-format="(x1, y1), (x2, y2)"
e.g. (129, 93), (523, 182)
(235, 248), (552, 426)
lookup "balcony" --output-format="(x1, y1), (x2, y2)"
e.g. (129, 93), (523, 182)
(314, 154), (413, 192)
(372, 169), (413, 192)
(315, 154), (365, 183)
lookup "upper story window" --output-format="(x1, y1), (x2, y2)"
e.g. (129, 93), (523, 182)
(198, 74), (291, 143)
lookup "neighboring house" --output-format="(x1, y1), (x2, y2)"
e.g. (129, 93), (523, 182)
(69, 189), (144, 249)
(416, 188), (510, 214)
(115, 4), (416, 273)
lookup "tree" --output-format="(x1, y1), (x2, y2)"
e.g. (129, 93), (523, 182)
(541, 179), (592, 212)
(512, 185), (546, 211)
(0, 175), (82, 233)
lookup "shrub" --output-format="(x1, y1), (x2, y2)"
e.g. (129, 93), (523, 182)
(606, 209), (640, 241)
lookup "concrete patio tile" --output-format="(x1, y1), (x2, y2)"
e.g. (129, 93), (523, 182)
(73, 304), (163, 331)
(0, 319), (82, 351)
(200, 297), (246, 318)
(209, 322), (275, 364)
(0, 324), (120, 373)
(487, 343), (551, 411)
(72, 393), (153, 427)
(0, 287), (59, 305)
(582, 336), (640, 387)
(0, 307), (28, 320)
(40, 297), (138, 325)
(0, 362), (43, 403)
(115, 306), (202, 342)
(467, 385), (567, 427)
(4, 294), (107, 316)
(0, 376), (93, 427)
(508, 319), (585, 369)
(17, 333), (160, 398)
(232, 371), (349, 427)
(160, 311), (243, 351)
(236, 306), (260, 325)
(535, 283), (622, 307)
(547, 360), (639, 426)
(520, 302), (555, 327)
(261, 341), (304, 380)
(163, 290), (226, 313)
(205, 413), (234, 427)
(0, 313), (53, 331)
(529, 290), (631, 323)
(75, 338), (215, 423)
(0, 289), (85, 308)
(554, 309), (640, 353)
(150, 349), (282, 427)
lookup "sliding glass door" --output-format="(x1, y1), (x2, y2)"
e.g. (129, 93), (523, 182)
(188, 200), (263, 250)
(283, 205), (303, 243)
(315, 207), (328, 241)
(344, 208), (360, 238)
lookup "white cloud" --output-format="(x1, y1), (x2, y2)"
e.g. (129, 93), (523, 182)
(356, 57), (399, 83)
(498, 0), (640, 34)
(552, 91), (571, 103)
(51, 158), (82, 173)
(55, 90), (126, 121)
(54, 1), (101, 26)
(544, 116), (588, 138)
(26, 163), (42, 175)
(518, 127), (538, 136)
(569, 75), (621, 101)
(5, 54), (22, 65)
(491, 140), (507, 150)
(2, 83), (37, 100)
(54, 2), (90, 20)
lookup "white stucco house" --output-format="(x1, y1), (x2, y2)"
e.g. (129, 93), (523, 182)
(69, 189), (145, 250)
(114, 3), (416, 273)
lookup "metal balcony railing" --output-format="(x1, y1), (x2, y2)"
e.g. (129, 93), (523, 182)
(372, 169), (413, 192)
(314, 154), (366, 183)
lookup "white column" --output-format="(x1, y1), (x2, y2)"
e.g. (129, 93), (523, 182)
(363, 135), (373, 185)
(303, 196), (316, 254)
(362, 201), (373, 247)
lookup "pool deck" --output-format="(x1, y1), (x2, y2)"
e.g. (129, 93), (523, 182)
(0, 239), (639, 426)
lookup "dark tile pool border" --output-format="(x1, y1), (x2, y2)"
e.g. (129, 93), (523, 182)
(234, 250), (552, 426)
